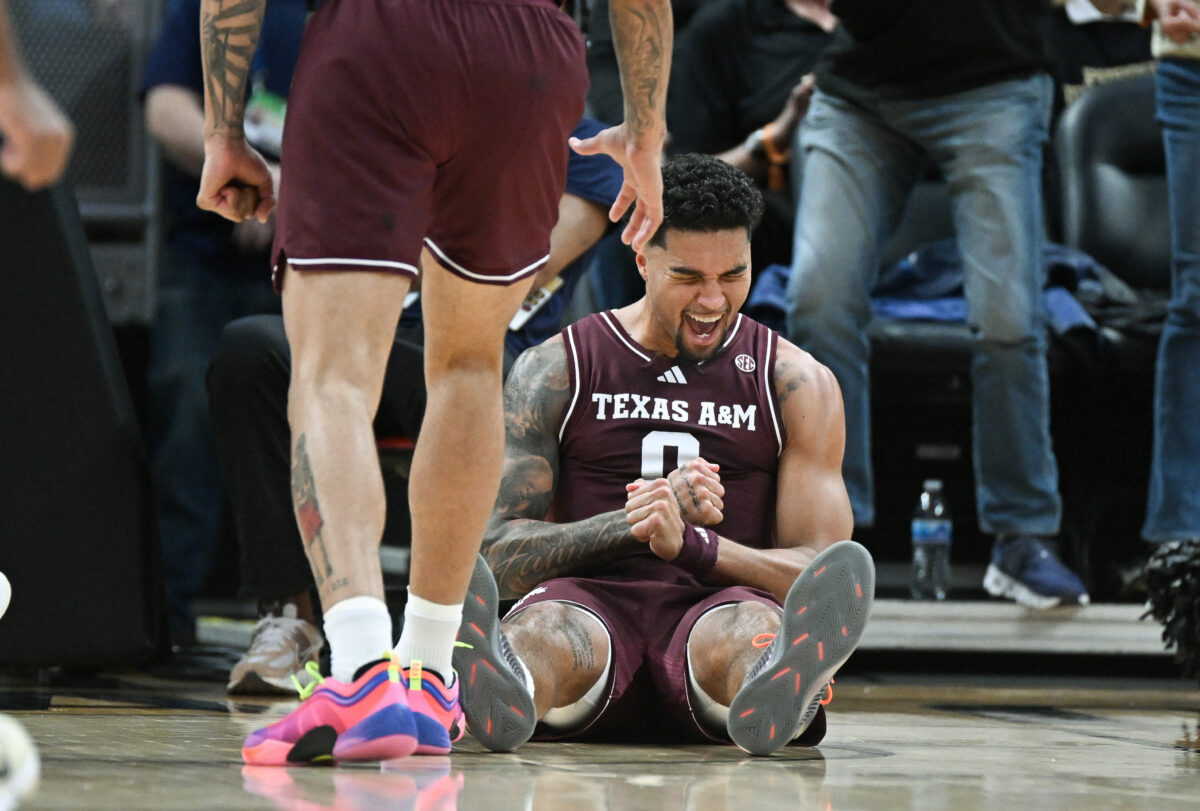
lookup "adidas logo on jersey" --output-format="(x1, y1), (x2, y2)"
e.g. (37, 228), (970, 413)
(656, 366), (688, 384)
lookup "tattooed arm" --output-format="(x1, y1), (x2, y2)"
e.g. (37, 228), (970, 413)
(482, 337), (639, 599)
(196, 0), (274, 223)
(569, 0), (671, 252)
(699, 339), (854, 602)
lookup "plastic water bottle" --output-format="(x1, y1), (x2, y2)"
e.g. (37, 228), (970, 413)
(910, 479), (952, 600)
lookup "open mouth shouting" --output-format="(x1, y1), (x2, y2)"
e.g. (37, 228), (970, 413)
(683, 311), (725, 345)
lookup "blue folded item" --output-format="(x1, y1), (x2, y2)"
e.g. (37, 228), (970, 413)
(743, 238), (1111, 338)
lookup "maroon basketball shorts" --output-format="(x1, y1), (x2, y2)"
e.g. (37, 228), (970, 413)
(271, 0), (588, 290)
(503, 574), (831, 745)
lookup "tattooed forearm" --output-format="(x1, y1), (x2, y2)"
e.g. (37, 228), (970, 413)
(484, 511), (636, 600)
(610, 0), (671, 139)
(486, 338), (638, 598)
(200, 0), (266, 133)
(292, 434), (334, 587)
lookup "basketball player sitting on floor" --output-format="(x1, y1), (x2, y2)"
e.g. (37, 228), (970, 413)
(452, 154), (875, 757)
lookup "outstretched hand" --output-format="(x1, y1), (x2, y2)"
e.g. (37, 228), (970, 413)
(667, 457), (724, 526)
(570, 122), (664, 252)
(625, 477), (685, 562)
(197, 135), (276, 223)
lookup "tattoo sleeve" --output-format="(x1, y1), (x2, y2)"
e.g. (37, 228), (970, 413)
(609, 0), (671, 139)
(483, 342), (638, 599)
(200, 0), (266, 134)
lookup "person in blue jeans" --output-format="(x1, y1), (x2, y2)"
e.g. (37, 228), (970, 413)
(785, 0), (1088, 608)
(141, 0), (308, 642)
(1137, 0), (1200, 549)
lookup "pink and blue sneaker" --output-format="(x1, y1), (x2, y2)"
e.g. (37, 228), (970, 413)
(402, 661), (465, 755)
(241, 654), (418, 766)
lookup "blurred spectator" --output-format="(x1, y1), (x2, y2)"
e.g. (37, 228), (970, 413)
(668, 0), (835, 272)
(1050, 0), (1153, 116)
(786, 0), (1090, 608)
(589, 0), (835, 312)
(1134, 0), (1200, 560)
(0, 1), (71, 804)
(141, 0), (307, 643)
(584, 0), (705, 124)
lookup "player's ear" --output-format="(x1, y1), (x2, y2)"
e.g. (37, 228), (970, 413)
(635, 250), (649, 282)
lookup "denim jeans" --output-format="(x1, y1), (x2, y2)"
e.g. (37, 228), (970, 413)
(148, 246), (281, 634)
(786, 73), (1060, 536)
(1145, 59), (1200, 543)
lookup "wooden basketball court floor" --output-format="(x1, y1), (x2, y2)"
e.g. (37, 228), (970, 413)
(4, 643), (1200, 809)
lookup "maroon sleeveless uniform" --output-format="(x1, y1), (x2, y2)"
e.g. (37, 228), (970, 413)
(508, 311), (826, 746)
(557, 310), (783, 555)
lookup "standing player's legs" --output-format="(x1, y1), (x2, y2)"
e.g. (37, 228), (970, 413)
(380, 0), (585, 753)
(239, 268), (420, 768)
(394, 256), (536, 750)
(282, 268), (411, 627)
(405, 254), (534, 611)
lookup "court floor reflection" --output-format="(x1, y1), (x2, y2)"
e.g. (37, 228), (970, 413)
(4, 670), (1200, 810)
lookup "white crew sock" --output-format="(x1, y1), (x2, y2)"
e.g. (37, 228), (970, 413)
(394, 592), (463, 684)
(322, 595), (393, 683)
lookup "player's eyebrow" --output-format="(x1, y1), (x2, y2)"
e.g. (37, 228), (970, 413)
(668, 264), (749, 277)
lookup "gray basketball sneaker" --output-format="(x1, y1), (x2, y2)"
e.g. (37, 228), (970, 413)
(228, 610), (325, 695)
(452, 555), (537, 752)
(728, 541), (875, 756)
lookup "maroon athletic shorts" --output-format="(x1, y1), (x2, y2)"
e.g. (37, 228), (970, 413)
(272, 0), (588, 290)
(505, 565), (828, 746)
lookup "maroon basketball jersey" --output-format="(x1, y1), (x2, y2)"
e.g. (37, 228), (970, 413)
(555, 311), (786, 549)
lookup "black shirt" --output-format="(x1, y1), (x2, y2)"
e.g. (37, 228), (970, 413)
(817, 0), (1054, 103)
(667, 0), (832, 154)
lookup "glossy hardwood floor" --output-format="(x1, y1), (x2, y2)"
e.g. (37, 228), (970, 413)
(3, 659), (1199, 810)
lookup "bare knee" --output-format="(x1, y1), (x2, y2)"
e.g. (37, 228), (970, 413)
(690, 602), (781, 703)
(505, 602), (610, 712)
(423, 340), (506, 386)
(694, 601), (779, 647)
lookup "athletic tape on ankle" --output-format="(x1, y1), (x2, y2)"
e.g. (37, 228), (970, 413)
(674, 522), (718, 577)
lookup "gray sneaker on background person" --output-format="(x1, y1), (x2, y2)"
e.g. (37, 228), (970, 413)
(227, 600), (325, 695)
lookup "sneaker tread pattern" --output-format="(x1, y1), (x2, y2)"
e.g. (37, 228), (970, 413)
(727, 541), (875, 756)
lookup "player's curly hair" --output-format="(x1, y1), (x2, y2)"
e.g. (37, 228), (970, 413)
(646, 153), (764, 248)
